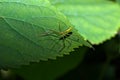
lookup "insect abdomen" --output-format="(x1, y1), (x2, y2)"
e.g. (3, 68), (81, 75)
(59, 32), (72, 40)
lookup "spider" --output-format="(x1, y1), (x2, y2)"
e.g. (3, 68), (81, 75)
(41, 23), (73, 52)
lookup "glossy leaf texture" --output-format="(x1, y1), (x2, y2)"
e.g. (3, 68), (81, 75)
(0, 0), (92, 68)
(50, 0), (120, 44)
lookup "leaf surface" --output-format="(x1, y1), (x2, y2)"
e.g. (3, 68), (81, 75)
(50, 0), (120, 44)
(13, 47), (87, 80)
(0, 0), (91, 68)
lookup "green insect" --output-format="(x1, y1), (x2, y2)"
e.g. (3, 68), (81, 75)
(41, 23), (73, 52)
(54, 26), (73, 52)
(40, 22), (93, 53)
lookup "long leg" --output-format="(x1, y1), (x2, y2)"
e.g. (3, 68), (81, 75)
(40, 32), (63, 53)
(40, 30), (53, 37)
(58, 22), (62, 32)
(50, 39), (60, 52)
(59, 40), (65, 52)
(66, 39), (72, 50)
(58, 39), (72, 52)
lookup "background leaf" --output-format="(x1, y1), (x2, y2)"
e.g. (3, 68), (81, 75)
(50, 0), (120, 44)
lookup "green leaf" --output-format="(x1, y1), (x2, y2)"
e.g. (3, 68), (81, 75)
(50, 0), (120, 44)
(13, 47), (87, 80)
(0, 0), (91, 68)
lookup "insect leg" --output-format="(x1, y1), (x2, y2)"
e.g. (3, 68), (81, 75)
(58, 22), (62, 32)
(59, 40), (65, 52)
(66, 39), (72, 50)
(50, 39), (60, 52)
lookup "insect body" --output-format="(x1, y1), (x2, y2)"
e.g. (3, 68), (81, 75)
(41, 24), (73, 52)
(55, 27), (73, 52)
(59, 27), (73, 40)
(59, 32), (73, 40)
